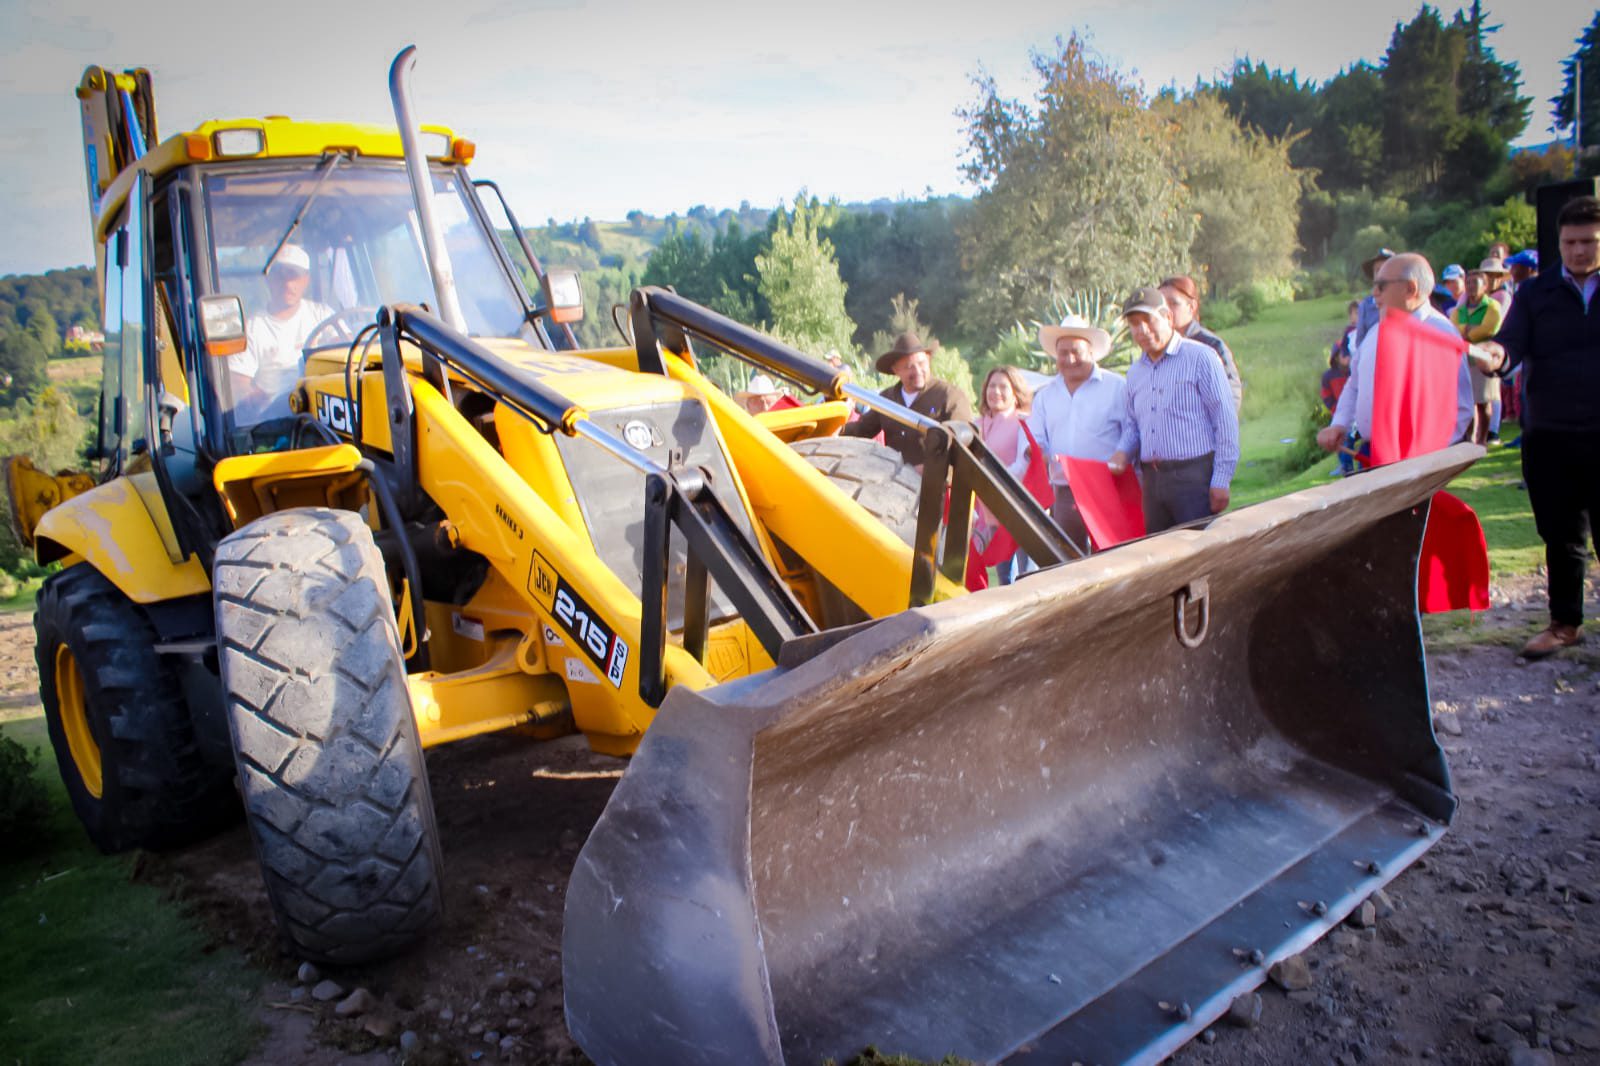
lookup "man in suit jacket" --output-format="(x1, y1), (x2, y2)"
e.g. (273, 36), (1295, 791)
(842, 331), (973, 468)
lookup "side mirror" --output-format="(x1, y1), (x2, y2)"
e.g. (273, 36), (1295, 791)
(541, 268), (584, 324)
(199, 295), (248, 357)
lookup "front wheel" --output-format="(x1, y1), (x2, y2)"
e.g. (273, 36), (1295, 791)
(788, 436), (922, 626)
(213, 507), (443, 965)
(35, 565), (236, 852)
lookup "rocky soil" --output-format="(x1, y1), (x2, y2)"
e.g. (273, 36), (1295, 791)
(4, 585), (1598, 1066)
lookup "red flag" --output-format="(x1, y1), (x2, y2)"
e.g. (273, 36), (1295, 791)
(1418, 490), (1490, 613)
(1062, 457), (1145, 550)
(1370, 308), (1466, 465)
(966, 423), (1053, 590)
(769, 393), (803, 410)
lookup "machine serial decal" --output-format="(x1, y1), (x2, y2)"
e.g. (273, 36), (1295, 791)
(315, 392), (359, 435)
(529, 553), (628, 689)
(495, 502), (524, 540)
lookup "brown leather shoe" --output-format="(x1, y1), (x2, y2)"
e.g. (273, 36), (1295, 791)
(1521, 623), (1583, 660)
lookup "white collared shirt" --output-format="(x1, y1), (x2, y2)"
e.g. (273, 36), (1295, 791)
(1025, 366), (1127, 484)
(1334, 304), (1472, 442)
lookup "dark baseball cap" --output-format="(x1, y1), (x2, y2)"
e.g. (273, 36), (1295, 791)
(1121, 285), (1167, 320)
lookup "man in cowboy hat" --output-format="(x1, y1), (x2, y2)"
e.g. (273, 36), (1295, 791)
(1025, 314), (1126, 549)
(736, 373), (784, 415)
(1108, 286), (1240, 533)
(842, 331), (972, 467)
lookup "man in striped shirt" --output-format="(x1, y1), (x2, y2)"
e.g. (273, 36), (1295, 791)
(1107, 286), (1241, 533)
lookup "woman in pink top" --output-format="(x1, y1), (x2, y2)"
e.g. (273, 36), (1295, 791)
(974, 365), (1035, 584)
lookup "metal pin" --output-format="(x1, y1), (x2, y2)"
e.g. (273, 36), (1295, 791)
(1159, 1000), (1193, 1020)
(1312, 900), (1328, 917)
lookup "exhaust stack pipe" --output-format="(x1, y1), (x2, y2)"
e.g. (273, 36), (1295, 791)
(389, 46), (468, 333)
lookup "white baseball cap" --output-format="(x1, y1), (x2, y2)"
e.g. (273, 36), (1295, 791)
(270, 244), (311, 273)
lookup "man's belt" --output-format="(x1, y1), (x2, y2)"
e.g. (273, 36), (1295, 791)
(1141, 452), (1214, 471)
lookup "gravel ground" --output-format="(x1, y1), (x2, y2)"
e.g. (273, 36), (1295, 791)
(5, 585), (1598, 1065)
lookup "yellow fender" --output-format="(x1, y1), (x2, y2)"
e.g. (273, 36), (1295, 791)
(34, 477), (209, 604)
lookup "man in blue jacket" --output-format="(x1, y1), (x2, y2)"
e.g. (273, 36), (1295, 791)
(1482, 196), (1600, 659)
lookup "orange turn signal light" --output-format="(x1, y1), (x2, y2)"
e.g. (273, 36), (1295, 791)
(451, 138), (476, 165)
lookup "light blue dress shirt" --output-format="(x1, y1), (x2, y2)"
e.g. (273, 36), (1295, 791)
(1024, 367), (1127, 485)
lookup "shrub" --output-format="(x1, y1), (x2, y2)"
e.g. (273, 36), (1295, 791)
(0, 734), (50, 852)
(1203, 298), (1243, 331)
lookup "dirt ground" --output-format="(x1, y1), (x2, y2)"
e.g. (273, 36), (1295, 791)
(3, 579), (1598, 1066)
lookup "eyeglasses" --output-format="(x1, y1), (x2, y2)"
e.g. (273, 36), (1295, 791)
(1373, 278), (1406, 291)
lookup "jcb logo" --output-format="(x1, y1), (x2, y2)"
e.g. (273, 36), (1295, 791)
(315, 392), (359, 435)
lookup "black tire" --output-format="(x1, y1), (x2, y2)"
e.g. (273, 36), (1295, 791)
(788, 436), (922, 626)
(213, 507), (443, 965)
(34, 565), (237, 853)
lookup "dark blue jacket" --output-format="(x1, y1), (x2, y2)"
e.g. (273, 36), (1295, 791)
(1496, 270), (1600, 434)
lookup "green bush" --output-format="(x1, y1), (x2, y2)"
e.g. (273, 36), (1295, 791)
(0, 734), (51, 852)
(1203, 298), (1243, 330)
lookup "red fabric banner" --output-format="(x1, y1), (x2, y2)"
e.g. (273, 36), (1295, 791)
(1062, 457), (1145, 550)
(769, 393), (803, 410)
(1370, 308), (1467, 465)
(966, 423), (1054, 590)
(1418, 490), (1491, 613)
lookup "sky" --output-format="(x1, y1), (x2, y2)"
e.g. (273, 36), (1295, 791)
(0, 0), (1589, 276)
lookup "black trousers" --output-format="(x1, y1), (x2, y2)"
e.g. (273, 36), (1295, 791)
(1050, 485), (1091, 553)
(1141, 453), (1215, 534)
(1522, 431), (1600, 626)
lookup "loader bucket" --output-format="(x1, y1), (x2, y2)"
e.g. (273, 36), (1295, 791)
(564, 445), (1476, 1066)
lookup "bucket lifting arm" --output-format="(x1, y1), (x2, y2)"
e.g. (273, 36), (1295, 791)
(628, 287), (1081, 603)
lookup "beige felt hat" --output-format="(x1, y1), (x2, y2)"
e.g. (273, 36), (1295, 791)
(1037, 313), (1111, 360)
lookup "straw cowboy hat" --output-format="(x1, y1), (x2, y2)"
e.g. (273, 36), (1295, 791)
(1477, 257), (1509, 276)
(735, 373), (780, 401)
(876, 331), (939, 375)
(1038, 313), (1111, 360)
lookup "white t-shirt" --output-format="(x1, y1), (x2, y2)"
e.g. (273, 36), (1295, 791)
(235, 300), (333, 391)
(232, 300), (332, 420)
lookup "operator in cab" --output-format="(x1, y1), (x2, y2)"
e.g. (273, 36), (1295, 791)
(232, 243), (332, 422)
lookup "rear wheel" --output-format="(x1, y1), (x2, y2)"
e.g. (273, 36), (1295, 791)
(35, 565), (237, 852)
(213, 507), (443, 965)
(788, 436), (922, 626)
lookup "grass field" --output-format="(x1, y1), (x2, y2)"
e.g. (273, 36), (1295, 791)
(0, 715), (261, 1066)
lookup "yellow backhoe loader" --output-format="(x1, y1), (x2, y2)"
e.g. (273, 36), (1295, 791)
(9, 47), (1474, 1065)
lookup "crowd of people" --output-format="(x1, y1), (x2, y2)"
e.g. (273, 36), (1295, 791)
(742, 198), (1598, 662)
(839, 276), (1241, 583)
(1314, 195), (1600, 661)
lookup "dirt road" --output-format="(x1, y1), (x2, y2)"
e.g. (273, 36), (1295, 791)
(5, 595), (1598, 1065)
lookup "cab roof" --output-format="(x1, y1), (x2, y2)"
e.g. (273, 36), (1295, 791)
(93, 116), (472, 243)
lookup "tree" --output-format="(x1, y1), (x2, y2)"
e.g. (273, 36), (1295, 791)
(754, 193), (858, 364)
(1554, 11), (1600, 152)
(1378, 4), (1528, 197)
(1212, 59), (1319, 163)
(957, 34), (1195, 341)
(0, 330), (48, 403)
(1159, 93), (1303, 293)
(1304, 64), (1385, 193)
(1380, 6), (1467, 191)
(824, 198), (967, 347)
